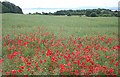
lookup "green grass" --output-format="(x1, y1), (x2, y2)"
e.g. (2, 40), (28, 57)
(2, 13), (118, 38)
(2, 13), (119, 75)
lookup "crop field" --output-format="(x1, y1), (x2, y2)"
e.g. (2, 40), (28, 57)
(1, 14), (119, 76)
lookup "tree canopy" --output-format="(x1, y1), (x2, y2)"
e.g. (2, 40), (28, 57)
(30, 8), (119, 17)
(53, 9), (118, 17)
(0, 1), (23, 14)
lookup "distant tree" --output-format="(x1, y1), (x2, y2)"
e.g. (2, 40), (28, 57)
(90, 12), (98, 17)
(2, 1), (14, 13)
(51, 8), (118, 17)
(1, 2), (117, 16)
(48, 12), (52, 15)
(1, 1), (23, 14)
(35, 12), (41, 15)
(117, 11), (120, 17)
(95, 8), (101, 14)
(42, 12), (46, 15)
(28, 13), (31, 14)
(85, 10), (92, 17)
(100, 14), (112, 17)
(54, 10), (66, 15)
(67, 13), (71, 16)
(2, 4), (10, 13)
(16, 6), (23, 13)
(101, 10), (110, 14)
(0, 2), (2, 13)
(113, 10), (118, 17)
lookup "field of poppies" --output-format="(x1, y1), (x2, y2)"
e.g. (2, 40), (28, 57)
(1, 14), (119, 76)
(1, 26), (119, 76)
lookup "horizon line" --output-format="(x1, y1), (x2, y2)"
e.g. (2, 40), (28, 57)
(22, 7), (118, 10)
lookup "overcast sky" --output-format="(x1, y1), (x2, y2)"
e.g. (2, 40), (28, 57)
(1, 0), (119, 8)
(1, 0), (119, 14)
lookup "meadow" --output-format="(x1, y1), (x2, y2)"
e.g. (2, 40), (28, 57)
(1, 13), (119, 76)
(2, 14), (118, 37)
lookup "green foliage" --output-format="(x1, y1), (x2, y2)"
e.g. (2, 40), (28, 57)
(1, 1), (23, 14)
(2, 4), (10, 13)
(54, 10), (66, 15)
(90, 12), (98, 17)
(85, 10), (92, 17)
(32, 8), (119, 17)
(0, 2), (2, 13)
(67, 13), (71, 16)
(100, 14), (112, 17)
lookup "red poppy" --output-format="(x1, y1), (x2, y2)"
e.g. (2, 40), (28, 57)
(23, 42), (28, 46)
(18, 69), (22, 73)
(11, 70), (17, 74)
(51, 56), (57, 62)
(20, 66), (25, 69)
(115, 62), (119, 66)
(6, 72), (10, 75)
(44, 59), (46, 62)
(109, 68), (114, 74)
(0, 59), (4, 65)
(37, 67), (41, 71)
(46, 49), (53, 56)
(12, 51), (20, 56)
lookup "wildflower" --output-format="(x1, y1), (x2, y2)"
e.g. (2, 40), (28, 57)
(72, 52), (75, 56)
(78, 37), (81, 40)
(81, 69), (85, 73)
(115, 62), (119, 66)
(18, 69), (22, 73)
(20, 66), (25, 69)
(24, 75), (28, 77)
(44, 59), (46, 62)
(0, 59), (4, 65)
(35, 62), (38, 67)
(6, 72), (10, 75)
(51, 56), (57, 62)
(59, 64), (65, 69)
(73, 40), (76, 44)
(37, 67), (41, 71)
(20, 56), (26, 62)
(109, 68), (114, 74)
(27, 68), (30, 71)
(77, 44), (82, 48)
(23, 42), (28, 46)
(8, 54), (14, 60)
(12, 51), (20, 56)
(74, 69), (80, 75)
(40, 60), (43, 64)
(17, 40), (23, 45)
(46, 49), (53, 56)
(11, 70), (17, 74)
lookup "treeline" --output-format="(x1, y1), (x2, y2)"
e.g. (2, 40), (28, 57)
(0, 1), (119, 17)
(30, 8), (119, 17)
(0, 1), (23, 14)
